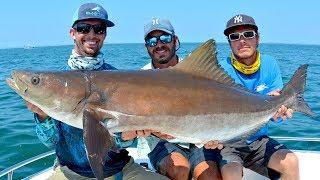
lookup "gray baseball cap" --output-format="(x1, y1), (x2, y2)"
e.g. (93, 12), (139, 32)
(144, 18), (175, 38)
(224, 14), (258, 35)
(72, 3), (115, 27)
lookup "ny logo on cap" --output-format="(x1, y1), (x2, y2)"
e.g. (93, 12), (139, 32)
(152, 18), (159, 25)
(234, 15), (243, 24)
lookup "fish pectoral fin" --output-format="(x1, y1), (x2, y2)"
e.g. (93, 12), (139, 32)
(83, 107), (113, 180)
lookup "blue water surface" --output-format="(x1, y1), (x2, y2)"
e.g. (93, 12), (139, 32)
(0, 42), (319, 179)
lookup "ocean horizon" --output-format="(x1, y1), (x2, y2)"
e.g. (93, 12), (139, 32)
(2, 41), (320, 50)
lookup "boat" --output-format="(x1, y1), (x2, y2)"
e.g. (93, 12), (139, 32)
(23, 44), (35, 49)
(1, 136), (320, 180)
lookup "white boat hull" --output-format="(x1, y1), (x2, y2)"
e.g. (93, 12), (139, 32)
(19, 149), (320, 180)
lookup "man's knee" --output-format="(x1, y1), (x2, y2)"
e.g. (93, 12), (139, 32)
(283, 152), (299, 168)
(159, 152), (190, 180)
(193, 161), (222, 180)
(221, 162), (243, 180)
(269, 150), (299, 172)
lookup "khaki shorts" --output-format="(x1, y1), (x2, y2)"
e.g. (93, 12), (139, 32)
(48, 158), (169, 180)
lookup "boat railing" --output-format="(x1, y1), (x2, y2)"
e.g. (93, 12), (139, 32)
(270, 136), (320, 142)
(0, 136), (320, 179)
(0, 150), (55, 180)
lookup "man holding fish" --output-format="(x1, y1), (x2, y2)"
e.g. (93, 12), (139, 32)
(121, 18), (222, 180)
(25, 3), (168, 180)
(205, 14), (299, 180)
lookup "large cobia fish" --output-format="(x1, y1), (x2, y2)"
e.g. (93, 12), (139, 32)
(6, 39), (315, 179)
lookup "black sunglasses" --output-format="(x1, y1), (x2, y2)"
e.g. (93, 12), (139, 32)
(145, 34), (173, 47)
(73, 23), (106, 35)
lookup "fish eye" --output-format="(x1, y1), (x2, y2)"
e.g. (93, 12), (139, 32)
(31, 76), (40, 85)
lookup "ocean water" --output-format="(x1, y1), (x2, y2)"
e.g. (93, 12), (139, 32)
(0, 43), (319, 179)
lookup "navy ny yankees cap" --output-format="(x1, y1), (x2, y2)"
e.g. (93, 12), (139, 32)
(224, 14), (258, 35)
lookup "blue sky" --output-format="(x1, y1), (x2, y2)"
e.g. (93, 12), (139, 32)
(1, 0), (319, 48)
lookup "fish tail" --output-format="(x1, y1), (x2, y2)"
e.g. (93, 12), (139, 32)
(281, 64), (315, 117)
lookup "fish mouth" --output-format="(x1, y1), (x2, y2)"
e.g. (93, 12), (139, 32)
(6, 77), (18, 91)
(6, 71), (28, 95)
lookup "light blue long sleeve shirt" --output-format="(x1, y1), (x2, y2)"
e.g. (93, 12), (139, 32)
(34, 63), (134, 177)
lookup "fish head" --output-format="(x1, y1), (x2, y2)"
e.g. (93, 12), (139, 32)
(6, 70), (87, 115)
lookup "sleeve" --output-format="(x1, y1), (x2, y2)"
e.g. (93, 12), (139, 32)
(34, 114), (60, 148)
(113, 132), (137, 148)
(268, 59), (284, 91)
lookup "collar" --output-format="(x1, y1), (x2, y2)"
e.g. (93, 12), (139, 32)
(230, 51), (261, 75)
(67, 49), (105, 70)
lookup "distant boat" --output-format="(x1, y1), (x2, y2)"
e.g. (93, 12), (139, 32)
(23, 44), (35, 49)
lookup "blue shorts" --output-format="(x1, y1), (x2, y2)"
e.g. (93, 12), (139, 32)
(148, 140), (221, 172)
(220, 136), (287, 180)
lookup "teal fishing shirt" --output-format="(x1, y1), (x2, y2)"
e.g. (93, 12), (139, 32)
(219, 54), (284, 144)
(34, 63), (132, 178)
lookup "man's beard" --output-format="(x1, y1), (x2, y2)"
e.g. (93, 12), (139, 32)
(75, 40), (100, 57)
(157, 57), (171, 64)
(150, 46), (176, 64)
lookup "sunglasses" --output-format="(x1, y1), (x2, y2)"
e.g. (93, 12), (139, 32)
(228, 30), (257, 41)
(145, 34), (173, 47)
(74, 23), (106, 35)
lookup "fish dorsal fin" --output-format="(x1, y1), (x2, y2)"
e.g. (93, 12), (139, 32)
(172, 39), (245, 89)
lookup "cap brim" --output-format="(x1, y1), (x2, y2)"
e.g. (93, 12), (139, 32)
(105, 20), (115, 27)
(144, 28), (174, 38)
(224, 24), (258, 35)
(73, 18), (115, 27)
